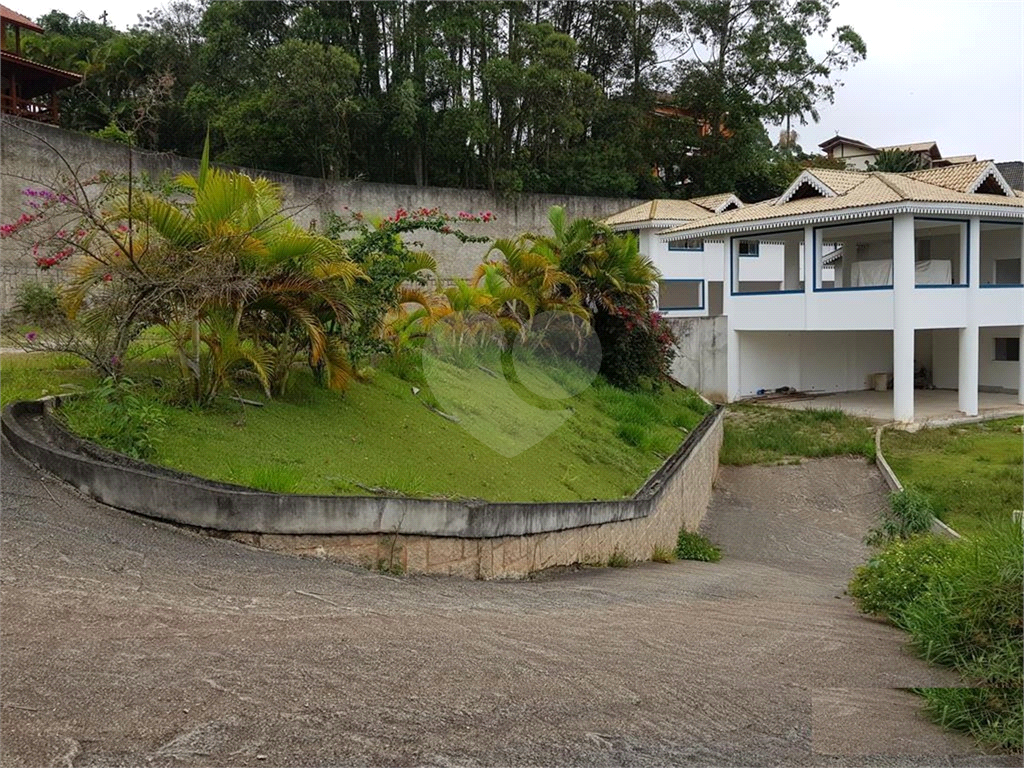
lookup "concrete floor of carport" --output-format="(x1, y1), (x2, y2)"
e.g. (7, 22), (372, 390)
(759, 389), (1023, 429)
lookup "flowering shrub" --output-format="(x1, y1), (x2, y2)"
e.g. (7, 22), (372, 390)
(594, 305), (677, 390)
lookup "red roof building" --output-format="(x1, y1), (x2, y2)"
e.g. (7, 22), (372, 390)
(1, 4), (82, 124)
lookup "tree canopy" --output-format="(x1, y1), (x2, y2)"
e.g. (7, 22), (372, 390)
(26, 0), (865, 201)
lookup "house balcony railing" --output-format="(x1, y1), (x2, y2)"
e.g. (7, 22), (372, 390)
(1, 93), (58, 124)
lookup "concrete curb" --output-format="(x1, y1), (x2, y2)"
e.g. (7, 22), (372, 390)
(874, 426), (962, 540)
(1, 397), (723, 539)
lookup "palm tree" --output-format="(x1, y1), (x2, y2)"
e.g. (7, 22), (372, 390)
(867, 148), (926, 173)
(66, 135), (363, 402)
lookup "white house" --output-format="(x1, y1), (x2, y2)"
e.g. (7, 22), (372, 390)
(663, 162), (1023, 421)
(818, 136), (978, 170)
(610, 162), (1024, 422)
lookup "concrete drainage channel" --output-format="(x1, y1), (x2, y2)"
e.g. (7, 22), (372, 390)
(873, 425), (962, 540)
(1, 398), (724, 579)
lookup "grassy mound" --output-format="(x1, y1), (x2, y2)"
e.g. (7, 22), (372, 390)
(2, 351), (712, 503)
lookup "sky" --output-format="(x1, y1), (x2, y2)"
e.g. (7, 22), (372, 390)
(25, 0), (1024, 163)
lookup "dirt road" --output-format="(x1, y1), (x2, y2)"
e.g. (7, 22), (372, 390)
(1, 445), (1012, 766)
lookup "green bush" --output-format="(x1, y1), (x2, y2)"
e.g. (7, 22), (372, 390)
(675, 530), (721, 562)
(11, 281), (61, 326)
(865, 487), (936, 546)
(59, 377), (168, 460)
(850, 522), (1023, 752)
(594, 306), (676, 391)
(849, 534), (956, 622)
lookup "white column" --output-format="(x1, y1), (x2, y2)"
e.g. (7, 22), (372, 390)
(1019, 325), (1024, 405)
(804, 226), (816, 295)
(784, 239), (800, 290)
(958, 328), (979, 415)
(960, 218), (981, 415)
(892, 214), (916, 423)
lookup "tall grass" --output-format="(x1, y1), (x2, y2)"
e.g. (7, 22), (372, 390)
(721, 404), (874, 465)
(850, 521), (1023, 752)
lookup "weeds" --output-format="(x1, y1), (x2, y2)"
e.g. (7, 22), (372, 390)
(721, 404), (874, 465)
(606, 549), (631, 567)
(865, 487), (935, 546)
(675, 529), (721, 562)
(245, 465), (305, 493)
(651, 546), (676, 563)
(59, 377), (168, 459)
(850, 521), (1023, 752)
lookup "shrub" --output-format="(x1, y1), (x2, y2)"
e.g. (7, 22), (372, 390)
(59, 377), (168, 459)
(865, 487), (936, 546)
(849, 534), (956, 622)
(10, 281), (61, 326)
(675, 530), (721, 562)
(850, 522), (1023, 752)
(594, 305), (676, 391)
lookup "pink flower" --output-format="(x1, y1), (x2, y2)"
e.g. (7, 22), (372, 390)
(25, 331), (37, 342)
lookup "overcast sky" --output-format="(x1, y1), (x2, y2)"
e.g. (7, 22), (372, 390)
(29, 0), (1024, 163)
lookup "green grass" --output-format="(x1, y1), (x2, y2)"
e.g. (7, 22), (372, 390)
(3, 348), (712, 502)
(0, 352), (96, 406)
(882, 418), (1023, 537)
(720, 404), (875, 465)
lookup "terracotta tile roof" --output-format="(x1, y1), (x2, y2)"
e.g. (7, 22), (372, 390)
(0, 4), (43, 32)
(661, 165), (1022, 237)
(604, 194), (739, 227)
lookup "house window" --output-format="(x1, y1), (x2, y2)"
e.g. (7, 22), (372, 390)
(668, 238), (703, 251)
(737, 240), (759, 257)
(995, 337), (1020, 362)
(658, 279), (703, 310)
(915, 239), (931, 261)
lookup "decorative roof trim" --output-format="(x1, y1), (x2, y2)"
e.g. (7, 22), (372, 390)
(657, 202), (1024, 240)
(968, 163), (1015, 198)
(776, 170), (836, 205)
(712, 194), (744, 213)
(608, 219), (690, 232)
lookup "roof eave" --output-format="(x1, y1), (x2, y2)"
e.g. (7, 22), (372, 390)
(659, 201), (1024, 240)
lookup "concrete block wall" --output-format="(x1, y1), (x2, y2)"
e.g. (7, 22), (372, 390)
(0, 117), (641, 311)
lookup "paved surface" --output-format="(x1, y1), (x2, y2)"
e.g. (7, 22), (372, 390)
(766, 388), (1023, 428)
(1, 443), (1016, 767)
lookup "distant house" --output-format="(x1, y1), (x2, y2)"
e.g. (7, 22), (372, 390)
(818, 135), (977, 171)
(605, 162), (1023, 421)
(0, 4), (81, 124)
(997, 161), (1024, 192)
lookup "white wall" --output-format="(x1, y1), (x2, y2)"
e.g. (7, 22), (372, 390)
(980, 326), (1023, 391)
(669, 317), (728, 401)
(735, 330), (893, 397)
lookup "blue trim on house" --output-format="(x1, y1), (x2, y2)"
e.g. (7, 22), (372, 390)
(980, 283), (1024, 288)
(814, 284), (893, 293)
(729, 228), (806, 296)
(731, 289), (805, 297)
(658, 278), (705, 310)
(812, 217), (894, 292)
(914, 216), (970, 286)
(979, 219), (1022, 286)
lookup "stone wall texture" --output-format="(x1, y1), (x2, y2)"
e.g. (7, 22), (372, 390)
(225, 410), (724, 579)
(0, 117), (641, 311)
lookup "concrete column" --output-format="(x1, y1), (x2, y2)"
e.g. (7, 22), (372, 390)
(784, 239), (800, 290)
(958, 327), (979, 415)
(960, 218), (981, 415)
(727, 324), (741, 402)
(1019, 325), (1024, 405)
(804, 226), (816, 295)
(892, 213), (916, 423)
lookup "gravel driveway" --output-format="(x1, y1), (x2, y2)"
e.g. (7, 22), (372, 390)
(1, 443), (1014, 767)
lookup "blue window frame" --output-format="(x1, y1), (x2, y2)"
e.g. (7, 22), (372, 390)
(980, 220), (1023, 287)
(668, 238), (704, 252)
(658, 279), (704, 310)
(812, 217), (894, 292)
(914, 216), (969, 288)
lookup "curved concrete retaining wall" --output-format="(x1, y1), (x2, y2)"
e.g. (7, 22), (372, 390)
(2, 398), (723, 578)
